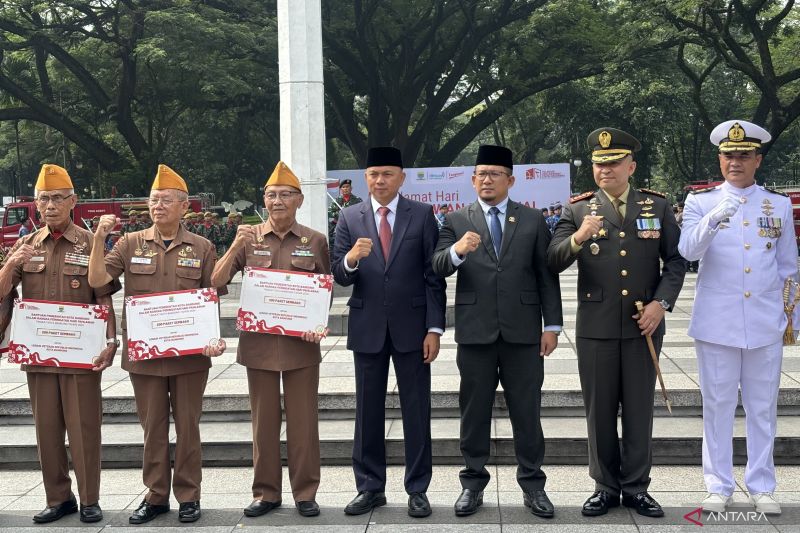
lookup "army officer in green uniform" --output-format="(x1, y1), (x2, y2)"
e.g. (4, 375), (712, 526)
(547, 128), (685, 518)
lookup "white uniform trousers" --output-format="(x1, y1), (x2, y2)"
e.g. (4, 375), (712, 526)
(695, 339), (783, 496)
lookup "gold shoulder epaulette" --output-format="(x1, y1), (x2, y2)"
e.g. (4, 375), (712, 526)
(569, 191), (594, 204)
(689, 187), (716, 195)
(763, 186), (788, 197)
(638, 188), (666, 198)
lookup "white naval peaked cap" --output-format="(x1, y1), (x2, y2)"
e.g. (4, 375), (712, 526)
(710, 120), (771, 152)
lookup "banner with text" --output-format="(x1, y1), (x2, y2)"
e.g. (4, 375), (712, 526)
(327, 164), (571, 211)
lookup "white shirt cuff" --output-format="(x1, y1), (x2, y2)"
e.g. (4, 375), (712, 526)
(449, 245), (465, 266)
(343, 259), (359, 273)
(427, 328), (444, 335)
(543, 325), (562, 333)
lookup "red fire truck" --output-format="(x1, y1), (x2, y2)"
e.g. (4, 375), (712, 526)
(1, 194), (213, 249)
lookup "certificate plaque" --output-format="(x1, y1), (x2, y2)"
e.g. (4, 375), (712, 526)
(7, 299), (109, 369)
(237, 267), (333, 337)
(126, 288), (220, 361)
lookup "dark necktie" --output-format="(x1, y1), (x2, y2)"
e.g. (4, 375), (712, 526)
(612, 198), (624, 224)
(378, 206), (392, 260)
(489, 206), (503, 257)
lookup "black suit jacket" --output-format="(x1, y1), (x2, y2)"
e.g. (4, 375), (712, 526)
(332, 195), (446, 353)
(432, 199), (562, 345)
(547, 188), (686, 339)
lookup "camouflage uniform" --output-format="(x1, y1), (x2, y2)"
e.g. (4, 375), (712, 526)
(328, 192), (363, 242)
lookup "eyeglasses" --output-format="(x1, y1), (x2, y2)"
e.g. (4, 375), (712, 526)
(265, 191), (300, 201)
(148, 197), (176, 207)
(36, 194), (73, 205)
(475, 171), (509, 181)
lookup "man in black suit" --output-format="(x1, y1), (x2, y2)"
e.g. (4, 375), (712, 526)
(332, 147), (446, 518)
(547, 128), (685, 518)
(432, 145), (563, 519)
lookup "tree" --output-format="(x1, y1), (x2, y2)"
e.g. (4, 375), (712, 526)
(651, 0), (800, 155)
(0, 1), (279, 195)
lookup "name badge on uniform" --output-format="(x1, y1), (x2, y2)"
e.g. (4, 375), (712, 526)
(177, 258), (201, 268)
(131, 257), (152, 265)
(291, 249), (314, 257)
(64, 252), (90, 266)
(253, 249), (271, 256)
(636, 218), (661, 239)
(757, 217), (782, 238)
(30, 255), (45, 262)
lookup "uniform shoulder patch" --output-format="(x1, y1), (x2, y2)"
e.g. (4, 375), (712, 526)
(638, 188), (666, 198)
(763, 186), (788, 197)
(689, 186), (716, 195)
(569, 191), (594, 204)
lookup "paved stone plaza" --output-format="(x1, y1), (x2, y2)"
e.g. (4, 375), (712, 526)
(1, 266), (799, 531)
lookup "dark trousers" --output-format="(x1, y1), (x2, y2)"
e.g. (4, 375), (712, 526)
(576, 336), (660, 497)
(457, 337), (546, 492)
(352, 332), (432, 494)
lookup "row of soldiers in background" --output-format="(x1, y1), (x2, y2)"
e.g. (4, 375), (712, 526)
(120, 210), (153, 234)
(182, 210), (241, 256)
(542, 203), (562, 234)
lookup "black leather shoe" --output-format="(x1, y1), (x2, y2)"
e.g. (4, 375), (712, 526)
(344, 491), (386, 515)
(244, 499), (281, 517)
(582, 490), (620, 516)
(296, 500), (320, 517)
(32, 495), (78, 523)
(454, 489), (483, 517)
(79, 503), (103, 523)
(523, 489), (554, 518)
(622, 492), (664, 517)
(178, 501), (201, 523)
(408, 492), (431, 518)
(129, 500), (170, 524)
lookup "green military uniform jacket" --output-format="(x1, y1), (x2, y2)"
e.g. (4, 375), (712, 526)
(547, 187), (686, 339)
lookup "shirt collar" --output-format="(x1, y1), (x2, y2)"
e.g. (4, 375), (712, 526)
(371, 194), (400, 214)
(260, 219), (303, 238)
(601, 185), (631, 205)
(33, 221), (80, 246)
(721, 180), (758, 197)
(477, 196), (510, 215)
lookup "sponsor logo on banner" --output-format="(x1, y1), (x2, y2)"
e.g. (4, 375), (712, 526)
(528, 168), (567, 180)
(427, 171), (445, 181)
(447, 170), (464, 180)
(416, 171), (426, 181)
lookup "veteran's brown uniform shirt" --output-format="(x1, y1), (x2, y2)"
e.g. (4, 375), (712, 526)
(226, 221), (330, 371)
(10, 223), (120, 373)
(104, 225), (225, 376)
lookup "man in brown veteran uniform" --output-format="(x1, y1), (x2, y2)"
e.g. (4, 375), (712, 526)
(211, 161), (329, 517)
(0, 164), (120, 524)
(88, 164), (226, 524)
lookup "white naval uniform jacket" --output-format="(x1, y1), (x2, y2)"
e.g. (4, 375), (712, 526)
(679, 181), (798, 349)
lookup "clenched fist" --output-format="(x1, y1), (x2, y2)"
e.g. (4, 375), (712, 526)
(95, 214), (118, 239)
(8, 243), (35, 267)
(454, 231), (481, 257)
(574, 215), (604, 245)
(232, 224), (256, 250)
(346, 238), (373, 268)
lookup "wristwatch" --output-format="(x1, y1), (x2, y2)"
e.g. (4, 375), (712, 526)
(106, 337), (120, 348)
(656, 299), (670, 310)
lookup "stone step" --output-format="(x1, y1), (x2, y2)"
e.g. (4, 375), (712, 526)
(2, 416), (800, 469)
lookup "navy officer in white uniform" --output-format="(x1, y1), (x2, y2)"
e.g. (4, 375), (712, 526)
(679, 119), (798, 515)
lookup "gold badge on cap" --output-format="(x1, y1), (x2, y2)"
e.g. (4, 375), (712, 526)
(599, 131), (612, 148)
(729, 122), (746, 142)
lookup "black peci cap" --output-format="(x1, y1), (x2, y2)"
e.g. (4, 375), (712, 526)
(475, 145), (513, 169)
(366, 147), (403, 168)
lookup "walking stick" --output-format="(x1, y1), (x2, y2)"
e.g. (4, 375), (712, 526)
(635, 300), (672, 414)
